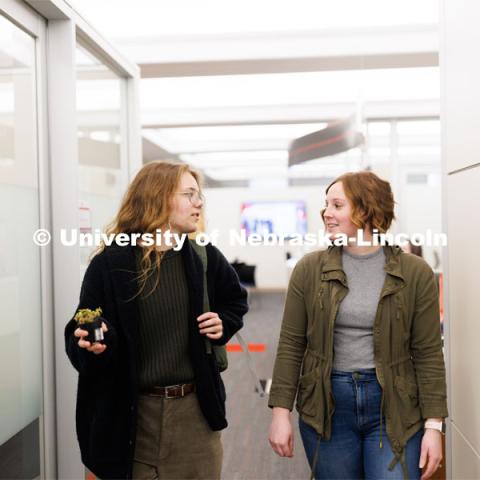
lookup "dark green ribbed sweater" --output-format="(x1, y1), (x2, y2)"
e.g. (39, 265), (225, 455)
(135, 248), (195, 388)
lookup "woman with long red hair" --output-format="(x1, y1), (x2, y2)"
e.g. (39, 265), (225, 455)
(65, 161), (248, 479)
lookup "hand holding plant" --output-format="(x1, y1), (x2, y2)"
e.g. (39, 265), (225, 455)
(74, 307), (108, 354)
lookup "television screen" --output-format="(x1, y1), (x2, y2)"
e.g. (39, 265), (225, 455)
(240, 201), (307, 239)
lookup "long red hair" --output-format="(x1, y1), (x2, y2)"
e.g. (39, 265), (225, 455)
(98, 161), (202, 296)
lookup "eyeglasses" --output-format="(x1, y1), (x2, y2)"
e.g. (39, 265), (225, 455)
(175, 190), (205, 205)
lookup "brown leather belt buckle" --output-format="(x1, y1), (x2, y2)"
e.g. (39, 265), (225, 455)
(165, 384), (183, 399)
(144, 383), (194, 398)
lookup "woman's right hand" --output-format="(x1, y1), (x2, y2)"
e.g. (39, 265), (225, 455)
(74, 322), (108, 355)
(269, 407), (294, 457)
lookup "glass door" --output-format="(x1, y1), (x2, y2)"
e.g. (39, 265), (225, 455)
(0, 7), (46, 480)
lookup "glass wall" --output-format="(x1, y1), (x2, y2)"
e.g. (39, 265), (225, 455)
(365, 119), (442, 268)
(0, 13), (43, 480)
(76, 42), (127, 269)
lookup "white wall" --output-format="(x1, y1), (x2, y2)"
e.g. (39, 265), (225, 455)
(441, 0), (480, 477)
(204, 185), (327, 288)
(204, 174), (443, 288)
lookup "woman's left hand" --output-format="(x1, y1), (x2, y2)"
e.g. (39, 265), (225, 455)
(197, 312), (223, 340)
(419, 429), (443, 479)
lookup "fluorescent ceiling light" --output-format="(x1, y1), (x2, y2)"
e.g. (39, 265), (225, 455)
(89, 131), (115, 143)
(288, 167), (352, 179)
(181, 151), (287, 168)
(288, 155), (362, 178)
(143, 124), (327, 154)
(367, 137), (391, 147)
(367, 122), (391, 136)
(152, 123), (327, 141)
(366, 147), (391, 157)
(205, 165), (287, 181)
(141, 68), (440, 110)
(398, 135), (440, 147)
(397, 146), (441, 155)
(397, 120), (440, 135)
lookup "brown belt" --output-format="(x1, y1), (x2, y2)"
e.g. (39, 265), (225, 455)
(141, 383), (195, 399)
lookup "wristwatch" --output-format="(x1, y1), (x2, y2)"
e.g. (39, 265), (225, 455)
(424, 420), (446, 434)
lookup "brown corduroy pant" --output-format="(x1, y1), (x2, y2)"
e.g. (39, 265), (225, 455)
(132, 392), (223, 480)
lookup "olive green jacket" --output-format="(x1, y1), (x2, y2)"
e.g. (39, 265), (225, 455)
(269, 245), (448, 473)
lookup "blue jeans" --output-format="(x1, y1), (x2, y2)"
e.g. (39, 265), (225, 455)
(299, 369), (423, 479)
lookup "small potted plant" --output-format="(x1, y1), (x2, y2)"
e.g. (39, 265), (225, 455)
(75, 307), (105, 344)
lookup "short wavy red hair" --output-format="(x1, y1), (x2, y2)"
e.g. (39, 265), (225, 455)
(325, 171), (395, 233)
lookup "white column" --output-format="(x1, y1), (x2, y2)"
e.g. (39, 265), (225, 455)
(441, 0), (480, 478)
(47, 18), (84, 480)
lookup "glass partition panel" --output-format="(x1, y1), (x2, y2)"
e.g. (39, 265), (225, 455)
(0, 13), (42, 480)
(76, 42), (127, 269)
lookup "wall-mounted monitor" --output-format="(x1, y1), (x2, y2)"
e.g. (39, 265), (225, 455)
(240, 200), (307, 239)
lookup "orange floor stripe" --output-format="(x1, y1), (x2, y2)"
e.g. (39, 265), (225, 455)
(227, 344), (243, 352)
(226, 343), (266, 352)
(86, 473), (96, 480)
(248, 343), (266, 352)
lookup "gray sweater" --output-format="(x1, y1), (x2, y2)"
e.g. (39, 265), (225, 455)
(333, 247), (386, 371)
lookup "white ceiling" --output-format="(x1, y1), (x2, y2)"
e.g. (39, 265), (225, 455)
(68, 0), (441, 186)
(68, 0), (439, 37)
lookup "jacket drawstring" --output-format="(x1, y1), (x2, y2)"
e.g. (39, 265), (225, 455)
(379, 388), (409, 480)
(379, 390), (385, 449)
(388, 450), (409, 480)
(309, 435), (321, 480)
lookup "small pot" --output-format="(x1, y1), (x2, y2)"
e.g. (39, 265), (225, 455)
(82, 317), (105, 344)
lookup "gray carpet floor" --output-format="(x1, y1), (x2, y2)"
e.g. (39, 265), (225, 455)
(221, 290), (311, 480)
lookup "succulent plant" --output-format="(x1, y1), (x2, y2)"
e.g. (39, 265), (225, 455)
(75, 307), (103, 325)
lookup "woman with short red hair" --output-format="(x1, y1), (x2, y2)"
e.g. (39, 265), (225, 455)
(268, 171), (447, 480)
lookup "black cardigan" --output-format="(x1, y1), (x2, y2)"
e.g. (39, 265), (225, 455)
(65, 241), (248, 479)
